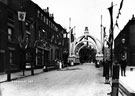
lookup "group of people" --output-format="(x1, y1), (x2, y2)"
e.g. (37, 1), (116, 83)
(55, 59), (65, 70)
(103, 55), (127, 84)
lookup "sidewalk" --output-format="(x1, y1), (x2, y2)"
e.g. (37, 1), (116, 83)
(0, 68), (44, 83)
(0, 65), (70, 83)
(119, 66), (135, 95)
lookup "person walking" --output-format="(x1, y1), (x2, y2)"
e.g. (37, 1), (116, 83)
(120, 56), (127, 76)
(104, 60), (110, 84)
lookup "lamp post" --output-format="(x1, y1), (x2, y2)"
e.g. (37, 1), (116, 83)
(63, 32), (68, 67)
(111, 39), (125, 96)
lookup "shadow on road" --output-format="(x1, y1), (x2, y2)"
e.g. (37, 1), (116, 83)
(59, 68), (82, 71)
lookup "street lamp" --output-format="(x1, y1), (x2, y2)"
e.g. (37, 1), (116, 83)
(122, 38), (125, 44)
(121, 38), (126, 60)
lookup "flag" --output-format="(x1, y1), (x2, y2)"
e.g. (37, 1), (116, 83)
(119, 0), (124, 11)
(108, 2), (113, 47)
(118, 0), (124, 16)
(103, 27), (106, 38)
(108, 3), (113, 34)
(71, 28), (74, 42)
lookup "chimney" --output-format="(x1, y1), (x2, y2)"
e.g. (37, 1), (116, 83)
(132, 14), (135, 20)
(47, 7), (49, 13)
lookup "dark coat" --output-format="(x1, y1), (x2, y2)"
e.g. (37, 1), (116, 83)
(120, 59), (127, 68)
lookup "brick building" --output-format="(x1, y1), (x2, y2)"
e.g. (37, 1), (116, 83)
(114, 15), (135, 66)
(0, 0), (69, 72)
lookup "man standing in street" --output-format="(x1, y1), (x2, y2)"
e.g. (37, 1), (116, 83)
(120, 55), (127, 76)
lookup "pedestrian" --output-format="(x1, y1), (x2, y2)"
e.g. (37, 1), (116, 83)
(55, 59), (59, 70)
(104, 60), (110, 84)
(120, 56), (127, 76)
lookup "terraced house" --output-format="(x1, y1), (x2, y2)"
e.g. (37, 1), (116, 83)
(114, 15), (135, 66)
(0, 0), (69, 73)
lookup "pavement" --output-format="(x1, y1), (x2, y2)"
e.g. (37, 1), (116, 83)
(119, 66), (135, 95)
(0, 65), (58, 83)
(0, 68), (44, 83)
(0, 63), (111, 96)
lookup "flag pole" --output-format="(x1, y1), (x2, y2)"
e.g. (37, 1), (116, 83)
(101, 15), (103, 50)
(69, 18), (71, 57)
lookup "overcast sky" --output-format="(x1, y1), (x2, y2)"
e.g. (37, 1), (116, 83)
(32, 0), (135, 41)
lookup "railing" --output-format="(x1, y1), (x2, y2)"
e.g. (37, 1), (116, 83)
(119, 83), (135, 96)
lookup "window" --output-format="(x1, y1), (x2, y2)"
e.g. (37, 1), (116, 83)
(37, 10), (40, 17)
(8, 10), (14, 20)
(25, 21), (30, 31)
(37, 49), (42, 65)
(26, 33), (30, 43)
(41, 13), (43, 20)
(48, 20), (50, 26)
(25, 52), (31, 62)
(8, 27), (13, 41)
(38, 30), (41, 39)
(44, 16), (46, 23)
(46, 18), (48, 25)
(51, 49), (53, 60)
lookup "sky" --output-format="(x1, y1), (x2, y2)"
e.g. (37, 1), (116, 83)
(32, 0), (135, 41)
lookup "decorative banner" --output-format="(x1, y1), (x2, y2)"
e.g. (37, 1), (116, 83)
(18, 11), (26, 21)
(18, 36), (29, 49)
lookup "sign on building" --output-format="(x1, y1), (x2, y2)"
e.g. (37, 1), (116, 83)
(18, 11), (26, 21)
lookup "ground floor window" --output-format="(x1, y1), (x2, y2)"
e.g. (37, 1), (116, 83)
(9, 50), (15, 65)
(25, 52), (31, 63)
(37, 48), (42, 66)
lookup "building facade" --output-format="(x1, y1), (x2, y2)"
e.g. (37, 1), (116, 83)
(0, 0), (69, 72)
(114, 15), (135, 66)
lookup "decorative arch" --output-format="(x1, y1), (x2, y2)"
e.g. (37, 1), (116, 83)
(74, 40), (97, 55)
(77, 42), (97, 56)
(72, 34), (102, 56)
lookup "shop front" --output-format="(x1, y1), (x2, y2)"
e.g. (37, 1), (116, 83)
(36, 45), (50, 68)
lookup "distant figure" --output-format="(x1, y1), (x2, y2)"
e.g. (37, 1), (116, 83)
(120, 56), (127, 76)
(54, 59), (59, 70)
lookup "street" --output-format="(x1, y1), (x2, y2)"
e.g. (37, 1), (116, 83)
(0, 63), (111, 96)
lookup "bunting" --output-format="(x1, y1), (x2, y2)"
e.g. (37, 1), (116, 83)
(115, 20), (119, 30)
